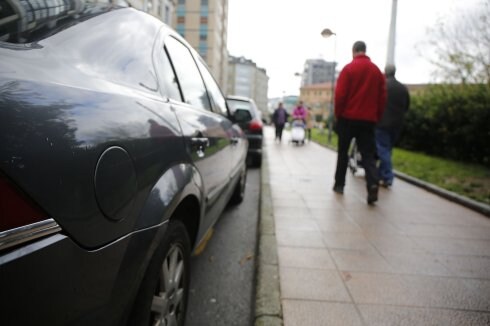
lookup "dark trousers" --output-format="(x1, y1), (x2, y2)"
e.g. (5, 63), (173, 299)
(275, 124), (285, 140)
(334, 118), (379, 190)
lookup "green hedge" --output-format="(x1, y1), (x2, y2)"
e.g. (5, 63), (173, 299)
(398, 84), (490, 167)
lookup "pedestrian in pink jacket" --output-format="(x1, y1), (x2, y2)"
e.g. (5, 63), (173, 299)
(292, 101), (307, 124)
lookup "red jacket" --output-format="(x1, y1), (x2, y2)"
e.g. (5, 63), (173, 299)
(334, 54), (386, 122)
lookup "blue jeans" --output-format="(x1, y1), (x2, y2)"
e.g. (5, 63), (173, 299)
(375, 128), (399, 185)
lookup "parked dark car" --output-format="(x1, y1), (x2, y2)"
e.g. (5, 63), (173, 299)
(226, 95), (263, 166)
(0, 2), (248, 325)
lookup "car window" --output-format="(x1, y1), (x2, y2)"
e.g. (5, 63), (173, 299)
(195, 58), (228, 116)
(165, 37), (211, 111)
(227, 99), (254, 118)
(234, 108), (253, 123)
(156, 46), (183, 102)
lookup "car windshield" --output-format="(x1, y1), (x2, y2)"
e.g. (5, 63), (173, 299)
(227, 99), (255, 116)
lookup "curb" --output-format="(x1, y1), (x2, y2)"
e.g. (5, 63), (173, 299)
(394, 170), (490, 217)
(254, 151), (283, 326)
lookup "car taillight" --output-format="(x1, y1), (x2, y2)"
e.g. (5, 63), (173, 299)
(248, 119), (263, 132)
(0, 175), (47, 232)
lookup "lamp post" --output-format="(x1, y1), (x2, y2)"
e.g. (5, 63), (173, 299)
(294, 72), (302, 97)
(386, 0), (398, 67)
(294, 72), (302, 86)
(294, 71), (302, 102)
(321, 28), (336, 144)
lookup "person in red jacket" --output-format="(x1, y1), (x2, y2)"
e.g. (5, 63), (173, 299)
(333, 41), (386, 204)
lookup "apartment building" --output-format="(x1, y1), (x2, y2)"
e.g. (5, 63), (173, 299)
(141, 0), (176, 25)
(300, 59), (336, 87)
(173, 0), (229, 89)
(92, 0), (176, 25)
(227, 56), (269, 119)
(299, 82), (333, 122)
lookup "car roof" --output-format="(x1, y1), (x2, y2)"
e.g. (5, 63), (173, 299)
(227, 95), (256, 103)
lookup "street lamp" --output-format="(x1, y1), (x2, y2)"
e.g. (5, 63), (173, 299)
(294, 72), (302, 89)
(321, 28), (337, 144)
(386, 0), (398, 67)
(293, 71), (303, 96)
(321, 28), (336, 38)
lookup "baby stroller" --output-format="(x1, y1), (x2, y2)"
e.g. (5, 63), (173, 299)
(290, 120), (306, 145)
(348, 138), (365, 177)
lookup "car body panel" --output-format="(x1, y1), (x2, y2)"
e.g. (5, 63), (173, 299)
(0, 8), (187, 249)
(0, 4), (247, 325)
(151, 29), (245, 243)
(1, 227), (164, 325)
(226, 95), (263, 164)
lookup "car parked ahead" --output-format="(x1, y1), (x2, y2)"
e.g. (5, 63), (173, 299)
(226, 95), (264, 166)
(0, 2), (248, 325)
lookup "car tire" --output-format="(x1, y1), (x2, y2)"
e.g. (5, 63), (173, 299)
(253, 155), (262, 167)
(128, 220), (191, 326)
(229, 164), (247, 205)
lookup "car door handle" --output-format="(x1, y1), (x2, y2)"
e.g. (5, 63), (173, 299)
(191, 137), (209, 148)
(191, 137), (209, 158)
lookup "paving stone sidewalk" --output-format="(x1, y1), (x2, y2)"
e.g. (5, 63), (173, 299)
(255, 126), (490, 326)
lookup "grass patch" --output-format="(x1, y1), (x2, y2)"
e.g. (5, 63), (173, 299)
(311, 128), (338, 149)
(310, 129), (490, 205)
(392, 148), (490, 205)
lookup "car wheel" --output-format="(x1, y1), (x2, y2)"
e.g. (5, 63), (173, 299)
(229, 164), (247, 205)
(128, 221), (191, 326)
(253, 155), (262, 168)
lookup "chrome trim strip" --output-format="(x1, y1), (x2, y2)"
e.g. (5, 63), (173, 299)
(0, 219), (61, 251)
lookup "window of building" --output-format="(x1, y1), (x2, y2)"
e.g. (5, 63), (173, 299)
(176, 24), (185, 37)
(199, 34), (207, 41)
(200, 16), (208, 24)
(165, 37), (211, 111)
(176, 4), (185, 15)
(199, 25), (207, 36)
(177, 16), (185, 24)
(178, 0), (185, 4)
(200, 6), (208, 16)
(164, 5), (170, 23)
(199, 41), (208, 58)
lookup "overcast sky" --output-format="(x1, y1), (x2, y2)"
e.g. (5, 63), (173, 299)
(227, 0), (482, 98)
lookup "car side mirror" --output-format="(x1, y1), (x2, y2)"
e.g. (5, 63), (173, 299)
(233, 108), (252, 123)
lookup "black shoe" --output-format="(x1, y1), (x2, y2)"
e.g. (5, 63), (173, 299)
(367, 185), (378, 205)
(333, 185), (344, 194)
(379, 180), (392, 188)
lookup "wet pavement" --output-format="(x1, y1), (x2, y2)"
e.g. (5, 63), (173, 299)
(186, 169), (259, 326)
(256, 126), (490, 326)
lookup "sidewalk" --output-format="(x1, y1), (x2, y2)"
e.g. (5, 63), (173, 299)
(255, 126), (490, 326)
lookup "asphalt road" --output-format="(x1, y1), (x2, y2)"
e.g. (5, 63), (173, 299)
(184, 167), (260, 326)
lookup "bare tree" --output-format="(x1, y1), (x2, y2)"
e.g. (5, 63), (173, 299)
(424, 0), (490, 84)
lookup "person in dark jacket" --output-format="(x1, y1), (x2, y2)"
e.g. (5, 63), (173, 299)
(333, 41), (386, 204)
(376, 64), (410, 187)
(272, 102), (289, 142)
